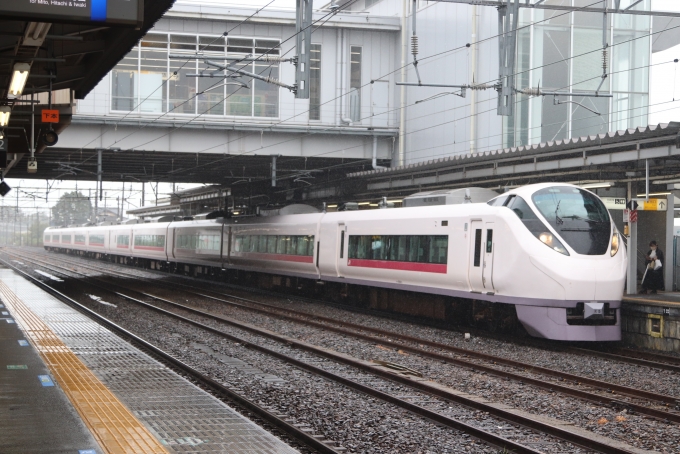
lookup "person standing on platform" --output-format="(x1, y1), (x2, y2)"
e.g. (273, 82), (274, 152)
(640, 240), (664, 294)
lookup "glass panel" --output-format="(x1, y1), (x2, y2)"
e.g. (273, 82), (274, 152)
(571, 96), (609, 137)
(431, 235), (448, 263)
(197, 36), (226, 116)
(170, 34), (196, 51)
(309, 44), (321, 121)
(276, 236), (287, 254)
(258, 235), (267, 253)
(532, 186), (611, 255)
(612, 93), (648, 131)
(112, 48), (138, 111)
(534, 0), (571, 26)
(140, 34), (167, 114)
(473, 230), (482, 267)
(255, 39), (280, 55)
(199, 35), (224, 53)
(572, 28), (609, 92)
(612, 31), (650, 94)
(254, 60), (279, 117)
(613, 0), (650, 31)
(169, 36), (197, 114)
(228, 37), (253, 54)
(349, 46), (362, 122)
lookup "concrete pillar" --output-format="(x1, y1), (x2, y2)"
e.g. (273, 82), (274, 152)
(666, 194), (675, 291)
(627, 220), (638, 295)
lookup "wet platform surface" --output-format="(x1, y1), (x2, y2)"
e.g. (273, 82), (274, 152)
(0, 268), (300, 454)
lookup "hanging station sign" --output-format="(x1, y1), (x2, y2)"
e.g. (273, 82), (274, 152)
(1, 0), (143, 27)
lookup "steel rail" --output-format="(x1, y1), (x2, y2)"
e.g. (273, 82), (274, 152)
(105, 289), (630, 454)
(0, 256), (344, 454)
(2, 250), (645, 453)
(567, 347), (680, 373)
(14, 248), (680, 412)
(0, 254), (544, 454)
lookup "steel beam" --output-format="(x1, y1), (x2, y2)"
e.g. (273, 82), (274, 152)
(432, 0), (680, 18)
(295, 0), (313, 99)
(497, 0), (520, 116)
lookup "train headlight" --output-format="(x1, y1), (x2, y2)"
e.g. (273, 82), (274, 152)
(610, 232), (620, 257)
(536, 231), (569, 255)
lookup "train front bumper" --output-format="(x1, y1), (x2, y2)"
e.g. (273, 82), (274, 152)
(515, 305), (621, 341)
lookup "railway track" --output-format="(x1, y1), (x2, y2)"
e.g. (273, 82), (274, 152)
(9, 249), (680, 418)
(0, 254), (566, 454)
(1, 248), (674, 453)
(0, 258), (345, 454)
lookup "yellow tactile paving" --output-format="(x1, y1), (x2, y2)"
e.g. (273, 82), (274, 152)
(0, 280), (169, 454)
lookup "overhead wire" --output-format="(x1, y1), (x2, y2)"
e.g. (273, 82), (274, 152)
(55, 1), (678, 193)
(113, 0), (359, 151)
(143, 0), (604, 161)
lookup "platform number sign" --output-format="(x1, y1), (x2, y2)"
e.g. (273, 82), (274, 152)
(664, 308), (671, 316)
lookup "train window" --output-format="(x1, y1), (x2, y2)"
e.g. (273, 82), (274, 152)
(117, 235), (130, 247)
(276, 236), (287, 254)
(44, 235), (49, 243)
(257, 236), (266, 253)
(52, 235), (59, 242)
(62, 235), (72, 243)
(473, 229), (482, 267)
(267, 236), (277, 254)
(75, 234), (86, 244)
(487, 195), (508, 207)
(289, 236), (298, 254)
(90, 234), (105, 245)
(486, 230), (493, 253)
(441, 220), (448, 226)
(430, 236), (448, 264)
(134, 234), (165, 247)
(349, 235), (448, 264)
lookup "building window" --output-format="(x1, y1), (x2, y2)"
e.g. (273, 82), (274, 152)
(139, 34), (168, 114)
(110, 33), (280, 118)
(309, 44), (321, 121)
(112, 48), (139, 111)
(169, 34), (198, 115)
(226, 38), (281, 118)
(349, 46), (362, 122)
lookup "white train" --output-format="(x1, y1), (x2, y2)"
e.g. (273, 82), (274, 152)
(44, 183), (626, 341)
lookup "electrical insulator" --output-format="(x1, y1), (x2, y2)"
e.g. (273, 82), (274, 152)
(411, 35), (419, 57)
(602, 49), (608, 74)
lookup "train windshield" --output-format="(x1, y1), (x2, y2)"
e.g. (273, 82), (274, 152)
(531, 187), (611, 255)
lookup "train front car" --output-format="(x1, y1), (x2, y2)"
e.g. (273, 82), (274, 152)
(492, 184), (626, 341)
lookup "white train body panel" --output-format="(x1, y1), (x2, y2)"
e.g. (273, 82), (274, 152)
(44, 183), (627, 341)
(130, 223), (170, 260)
(171, 220), (224, 267)
(228, 214), (321, 278)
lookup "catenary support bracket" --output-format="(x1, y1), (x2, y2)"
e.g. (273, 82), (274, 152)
(497, 0), (521, 116)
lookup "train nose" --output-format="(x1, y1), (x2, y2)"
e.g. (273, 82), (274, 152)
(583, 302), (604, 319)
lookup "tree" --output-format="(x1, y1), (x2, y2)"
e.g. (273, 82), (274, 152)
(51, 191), (92, 226)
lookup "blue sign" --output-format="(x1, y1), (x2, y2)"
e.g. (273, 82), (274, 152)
(18, 340), (29, 346)
(6, 319), (14, 324)
(79, 450), (97, 454)
(1, 311), (8, 315)
(91, 0), (107, 21)
(38, 375), (55, 387)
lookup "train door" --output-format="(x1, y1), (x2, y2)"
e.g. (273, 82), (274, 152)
(482, 223), (495, 292)
(468, 220), (484, 292)
(336, 223), (346, 277)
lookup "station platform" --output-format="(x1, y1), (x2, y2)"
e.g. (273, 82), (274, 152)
(622, 293), (680, 352)
(0, 268), (299, 454)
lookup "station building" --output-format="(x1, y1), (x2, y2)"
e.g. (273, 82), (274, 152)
(59, 0), (677, 169)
